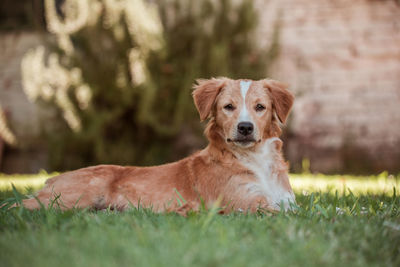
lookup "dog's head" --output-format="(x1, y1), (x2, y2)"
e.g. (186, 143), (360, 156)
(193, 77), (294, 149)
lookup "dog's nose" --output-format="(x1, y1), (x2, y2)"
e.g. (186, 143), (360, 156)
(237, 122), (254, 136)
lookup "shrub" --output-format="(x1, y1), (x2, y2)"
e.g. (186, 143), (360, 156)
(21, 0), (279, 170)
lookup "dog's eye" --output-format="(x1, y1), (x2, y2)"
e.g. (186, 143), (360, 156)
(224, 104), (235, 111)
(255, 104), (266, 112)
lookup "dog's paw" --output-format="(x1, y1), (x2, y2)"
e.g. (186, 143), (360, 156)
(172, 203), (195, 217)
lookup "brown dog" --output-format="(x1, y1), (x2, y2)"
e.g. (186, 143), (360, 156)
(20, 78), (295, 214)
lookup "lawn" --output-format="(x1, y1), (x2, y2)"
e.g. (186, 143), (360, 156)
(0, 172), (399, 267)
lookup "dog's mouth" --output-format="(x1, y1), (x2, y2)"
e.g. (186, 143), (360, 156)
(227, 137), (259, 147)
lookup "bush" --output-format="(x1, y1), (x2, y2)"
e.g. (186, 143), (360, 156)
(21, 0), (279, 170)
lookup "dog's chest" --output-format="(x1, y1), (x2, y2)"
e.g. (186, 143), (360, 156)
(237, 138), (295, 210)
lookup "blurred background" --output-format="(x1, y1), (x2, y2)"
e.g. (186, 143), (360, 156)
(0, 0), (399, 175)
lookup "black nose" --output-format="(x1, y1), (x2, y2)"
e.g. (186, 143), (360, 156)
(237, 122), (254, 136)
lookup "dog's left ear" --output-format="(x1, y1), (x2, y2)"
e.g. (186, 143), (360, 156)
(192, 78), (226, 121)
(263, 79), (294, 124)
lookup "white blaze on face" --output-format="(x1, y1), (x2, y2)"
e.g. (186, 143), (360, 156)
(239, 81), (252, 122)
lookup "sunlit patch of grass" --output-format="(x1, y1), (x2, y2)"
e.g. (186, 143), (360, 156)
(291, 172), (399, 196)
(0, 171), (398, 196)
(0, 171), (56, 193)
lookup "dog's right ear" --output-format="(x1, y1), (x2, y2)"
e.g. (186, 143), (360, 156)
(192, 78), (225, 121)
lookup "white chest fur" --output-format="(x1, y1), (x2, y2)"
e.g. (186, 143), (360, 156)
(236, 137), (295, 210)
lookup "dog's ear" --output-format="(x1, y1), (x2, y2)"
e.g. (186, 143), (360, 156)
(192, 78), (225, 121)
(263, 79), (294, 124)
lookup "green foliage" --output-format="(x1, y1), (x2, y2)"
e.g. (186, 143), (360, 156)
(1, 178), (399, 267)
(36, 0), (279, 170)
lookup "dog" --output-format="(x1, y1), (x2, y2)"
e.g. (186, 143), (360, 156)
(19, 77), (295, 215)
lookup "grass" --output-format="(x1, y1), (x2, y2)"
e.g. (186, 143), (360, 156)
(0, 172), (399, 267)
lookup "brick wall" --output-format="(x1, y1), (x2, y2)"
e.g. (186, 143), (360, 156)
(256, 0), (400, 173)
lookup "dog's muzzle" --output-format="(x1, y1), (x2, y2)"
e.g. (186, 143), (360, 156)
(226, 121), (256, 146)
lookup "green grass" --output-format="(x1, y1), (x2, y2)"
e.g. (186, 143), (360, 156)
(1, 172), (399, 267)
